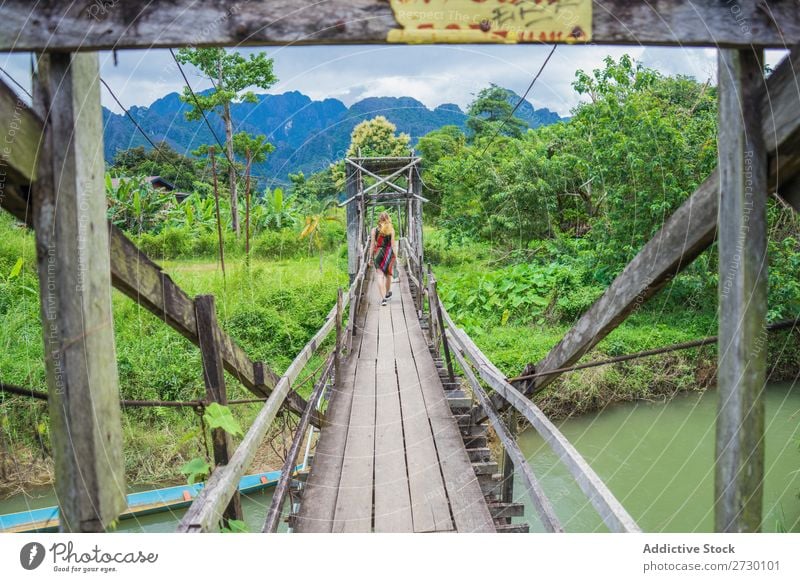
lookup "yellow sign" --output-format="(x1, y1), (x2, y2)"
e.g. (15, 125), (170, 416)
(387, 0), (592, 44)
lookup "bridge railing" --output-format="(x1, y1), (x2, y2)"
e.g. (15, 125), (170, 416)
(424, 268), (641, 533)
(178, 239), (370, 533)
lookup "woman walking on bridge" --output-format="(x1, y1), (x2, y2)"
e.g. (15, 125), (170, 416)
(371, 212), (397, 306)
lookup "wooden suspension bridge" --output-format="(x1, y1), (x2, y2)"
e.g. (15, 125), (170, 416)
(1, 1), (799, 534)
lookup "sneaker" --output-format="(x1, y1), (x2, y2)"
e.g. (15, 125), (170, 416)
(381, 299), (387, 306)
(385, 292), (392, 299)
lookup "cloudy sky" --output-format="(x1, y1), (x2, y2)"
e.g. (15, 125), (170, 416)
(0, 45), (788, 117)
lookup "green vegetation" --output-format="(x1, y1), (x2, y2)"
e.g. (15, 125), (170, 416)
(2, 52), (798, 500)
(0, 211), (347, 490)
(417, 56), (800, 416)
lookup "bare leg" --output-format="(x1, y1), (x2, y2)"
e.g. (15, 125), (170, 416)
(376, 269), (386, 299)
(385, 271), (392, 296)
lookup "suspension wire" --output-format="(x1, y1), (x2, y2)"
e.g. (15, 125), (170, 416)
(100, 78), (161, 152)
(479, 44), (558, 157)
(0, 65), (32, 99)
(1, 350), (330, 408)
(168, 48), (237, 172)
(0, 382), (271, 408)
(506, 316), (800, 384)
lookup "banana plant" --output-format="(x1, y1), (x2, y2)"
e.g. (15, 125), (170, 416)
(253, 187), (297, 232)
(299, 197), (340, 273)
(105, 173), (174, 233)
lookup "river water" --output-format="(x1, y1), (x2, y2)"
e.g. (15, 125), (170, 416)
(2, 382), (797, 533)
(519, 381), (800, 532)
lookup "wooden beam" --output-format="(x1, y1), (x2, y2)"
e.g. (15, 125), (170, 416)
(441, 304), (641, 533)
(714, 48), (767, 533)
(32, 52), (126, 532)
(500, 410), (517, 510)
(2, 1), (799, 51)
(195, 295), (243, 524)
(531, 45), (800, 393)
(345, 163), (360, 284)
(450, 341), (563, 533)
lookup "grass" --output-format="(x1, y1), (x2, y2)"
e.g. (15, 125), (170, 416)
(0, 213), (348, 493)
(431, 234), (800, 419)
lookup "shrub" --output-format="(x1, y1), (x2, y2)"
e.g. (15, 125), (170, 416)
(252, 229), (306, 260)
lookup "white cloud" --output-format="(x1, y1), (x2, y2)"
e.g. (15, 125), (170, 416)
(2, 45), (793, 119)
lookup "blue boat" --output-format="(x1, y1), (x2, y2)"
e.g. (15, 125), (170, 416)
(0, 466), (305, 533)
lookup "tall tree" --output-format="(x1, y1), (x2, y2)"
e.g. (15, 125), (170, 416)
(346, 115), (411, 157)
(175, 48), (277, 236)
(232, 132), (274, 258)
(333, 116), (412, 190)
(466, 84), (528, 141)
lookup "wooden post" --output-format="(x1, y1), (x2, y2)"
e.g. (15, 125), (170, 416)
(427, 264), (439, 350)
(335, 287), (343, 389)
(31, 52), (126, 532)
(195, 295), (243, 524)
(412, 166), (424, 267)
(431, 277), (456, 384)
(501, 410), (518, 521)
(345, 162), (359, 284)
(714, 48), (768, 533)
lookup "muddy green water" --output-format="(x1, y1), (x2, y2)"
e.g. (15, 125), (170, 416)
(518, 381), (800, 532)
(2, 382), (798, 533)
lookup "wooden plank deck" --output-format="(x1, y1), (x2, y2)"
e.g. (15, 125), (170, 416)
(295, 268), (494, 533)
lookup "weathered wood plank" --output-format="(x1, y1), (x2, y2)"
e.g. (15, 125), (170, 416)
(3, 1), (798, 51)
(293, 358), (358, 533)
(396, 282), (453, 532)
(396, 356), (454, 533)
(374, 358), (413, 532)
(195, 295), (242, 523)
(332, 358), (376, 532)
(450, 338), (563, 532)
(400, 276), (495, 533)
(358, 274), (381, 360)
(714, 48), (767, 533)
(32, 52), (126, 532)
(528, 45), (800, 395)
(440, 304), (641, 533)
(293, 272), (367, 531)
(373, 283), (414, 531)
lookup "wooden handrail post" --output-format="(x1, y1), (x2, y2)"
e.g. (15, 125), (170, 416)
(31, 51), (126, 532)
(431, 277), (456, 384)
(335, 287), (344, 389)
(500, 410), (518, 515)
(195, 294), (243, 525)
(714, 48), (767, 533)
(426, 264), (439, 351)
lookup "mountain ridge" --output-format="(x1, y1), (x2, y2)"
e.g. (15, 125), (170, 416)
(102, 89), (566, 183)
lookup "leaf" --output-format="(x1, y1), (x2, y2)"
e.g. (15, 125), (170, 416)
(501, 309), (510, 326)
(220, 519), (249, 533)
(8, 258), (23, 279)
(180, 457), (211, 485)
(203, 402), (243, 437)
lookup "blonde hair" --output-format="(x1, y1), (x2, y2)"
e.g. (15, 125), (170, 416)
(378, 211), (394, 237)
